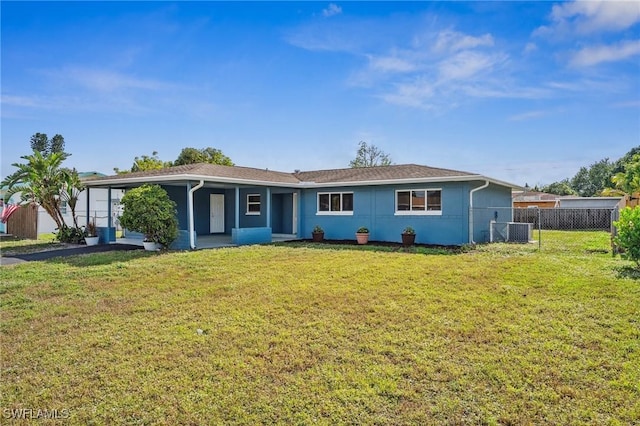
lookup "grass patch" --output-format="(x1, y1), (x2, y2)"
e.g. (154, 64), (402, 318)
(0, 234), (64, 256)
(1, 231), (638, 424)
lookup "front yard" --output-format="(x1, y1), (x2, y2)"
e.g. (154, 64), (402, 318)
(1, 231), (638, 424)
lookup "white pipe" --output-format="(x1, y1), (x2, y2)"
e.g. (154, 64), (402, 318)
(188, 180), (205, 249)
(469, 180), (490, 244)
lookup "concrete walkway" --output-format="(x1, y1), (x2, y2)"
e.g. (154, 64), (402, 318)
(1, 244), (143, 266)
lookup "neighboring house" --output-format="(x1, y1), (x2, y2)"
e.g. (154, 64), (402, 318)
(1, 172), (124, 237)
(513, 191), (561, 208)
(556, 197), (624, 210)
(84, 163), (519, 249)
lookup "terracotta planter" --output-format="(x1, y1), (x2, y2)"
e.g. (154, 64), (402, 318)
(356, 233), (369, 245)
(401, 233), (415, 247)
(312, 232), (324, 242)
(84, 236), (100, 246)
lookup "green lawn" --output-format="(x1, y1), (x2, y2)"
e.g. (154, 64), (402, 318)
(1, 231), (638, 424)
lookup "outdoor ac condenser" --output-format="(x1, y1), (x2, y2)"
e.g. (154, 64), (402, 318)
(490, 221), (532, 243)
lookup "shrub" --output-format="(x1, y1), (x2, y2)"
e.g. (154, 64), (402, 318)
(614, 207), (640, 268)
(119, 184), (179, 249)
(55, 225), (85, 244)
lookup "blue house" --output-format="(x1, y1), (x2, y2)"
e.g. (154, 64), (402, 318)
(84, 163), (519, 249)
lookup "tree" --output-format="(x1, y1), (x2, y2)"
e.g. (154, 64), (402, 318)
(570, 158), (614, 197)
(1, 150), (84, 241)
(118, 184), (179, 248)
(174, 147), (234, 166)
(349, 141), (393, 168)
(114, 151), (172, 174)
(541, 179), (577, 196)
(610, 153), (640, 196)
(30, 132), (67, 156)
(614, 206), (640, 269)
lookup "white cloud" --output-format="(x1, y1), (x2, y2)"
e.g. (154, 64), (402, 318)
(508, 110), (548, 122)
(569, 39), (640, 67)
(322, 3), (342, 18)
(523, 42), (538, 54)
(536, 1), (640, 36)
(60, 67), (176, 92)
(368, 55), (417, 73)
(438, 51), (505, 81)
(433, 30), (494, 53)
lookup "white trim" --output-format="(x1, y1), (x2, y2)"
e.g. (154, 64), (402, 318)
(394, 211), (441, 216)
(316, 211), (354, 216)
(246, 193), (261, 215)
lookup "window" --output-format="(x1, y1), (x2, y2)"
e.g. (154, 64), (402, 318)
(60, 200), (68, 215)
(317, 192), (353, 215)
(395, 189), (441, 215)
(246, 194), (261, 215)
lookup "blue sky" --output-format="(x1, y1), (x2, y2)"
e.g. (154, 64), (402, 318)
(2, 1), (639, 187)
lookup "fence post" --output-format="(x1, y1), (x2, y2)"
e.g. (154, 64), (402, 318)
(537, 207), (541, 251)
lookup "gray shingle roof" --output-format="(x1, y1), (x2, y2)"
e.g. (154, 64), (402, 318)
(295, 164), (475, 183)
(93, 163), (300, 184)
(86, 162), (499, 187)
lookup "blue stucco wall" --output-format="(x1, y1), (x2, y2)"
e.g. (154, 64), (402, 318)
(299, 181), (512, 246)
(470, 182), (513, 243)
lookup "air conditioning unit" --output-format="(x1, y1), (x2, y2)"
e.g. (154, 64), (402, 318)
(490, 221), (532, 243)
(508, 222), (532, 243)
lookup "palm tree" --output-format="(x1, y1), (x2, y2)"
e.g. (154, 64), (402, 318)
(1, 150), (81, 231)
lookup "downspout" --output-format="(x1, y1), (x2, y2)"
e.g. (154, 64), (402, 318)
(468, 180), (490, 244)
(188, 180), (205, 249)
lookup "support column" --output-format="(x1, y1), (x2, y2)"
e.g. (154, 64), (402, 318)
(266, 187), (271, 228)
(107, 187), (112, 228)
(235, 186), (240, 229)
(85, 186), (90, 226)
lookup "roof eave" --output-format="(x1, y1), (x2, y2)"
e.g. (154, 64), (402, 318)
(84, 172), (521, 190)
(83, 173), (300, 188)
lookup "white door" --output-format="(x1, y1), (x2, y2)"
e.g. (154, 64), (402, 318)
(210, 194), (225, 233)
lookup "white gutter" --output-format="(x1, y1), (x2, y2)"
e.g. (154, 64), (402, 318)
(188, 180), (205, 249)
(468, 180), (490, 244)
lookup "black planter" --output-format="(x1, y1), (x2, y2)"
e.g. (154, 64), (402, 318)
(312, 232), (324, 242)
(401, 233), (415, 246)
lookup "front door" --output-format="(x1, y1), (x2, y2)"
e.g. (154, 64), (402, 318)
(210, 194), (225, 233)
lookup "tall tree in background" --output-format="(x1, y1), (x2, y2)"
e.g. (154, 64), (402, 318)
(610, 154), (640, 196)
(114, 151), (173, 174)
(349, 141), (393, 168)
(30, 133), (67, 156)
(541, 179), (576, 196)
(174, 147), (234, 166)
(570, 158), (615, 197)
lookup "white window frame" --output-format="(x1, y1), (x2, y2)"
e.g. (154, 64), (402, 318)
(316, 192), (354, 216)
(246, 194), (261, 215)
(394, 189), (442, 216)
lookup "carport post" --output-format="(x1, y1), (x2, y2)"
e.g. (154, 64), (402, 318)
(235, 186), (240, 228)
(85, 186), (90, 227)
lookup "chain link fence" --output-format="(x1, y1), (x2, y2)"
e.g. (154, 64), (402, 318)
(472, 207), (619, 250)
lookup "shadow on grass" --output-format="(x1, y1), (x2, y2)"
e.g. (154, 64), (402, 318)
(272, 239), (465, 256)
(615, 265), (640, 280)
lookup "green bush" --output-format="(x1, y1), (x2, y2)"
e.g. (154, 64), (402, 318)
(55, 225), (85, 244)
(119, 184), (179, 249)
(614, 207), (640, 268)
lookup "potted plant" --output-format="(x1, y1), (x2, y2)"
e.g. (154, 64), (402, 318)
(312, 225), (324, 242)
(118, 184), (179, 251)
(356, 226), (370, 244)
(401, 226), (416, 247)
(84, 220), (100, 246)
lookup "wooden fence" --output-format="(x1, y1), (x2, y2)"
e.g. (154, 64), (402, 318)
(6, 205), (38, 239)
(514, 208), (616, 231)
